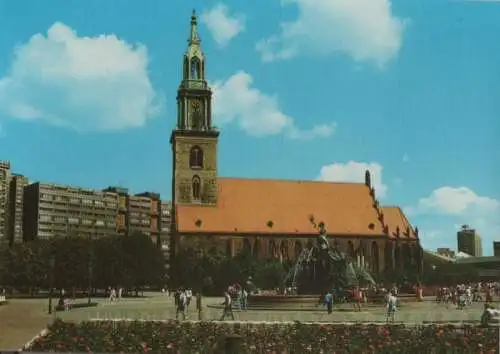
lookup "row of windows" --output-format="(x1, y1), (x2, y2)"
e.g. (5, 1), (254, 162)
(39, 215), (115, 222)
(40, 193), (117, 207)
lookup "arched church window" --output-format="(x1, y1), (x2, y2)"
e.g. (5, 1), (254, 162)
(183, 57), (189, 79)
(189, 146), (203, 168)
(192, 175), (201, 200)
(191, 57), (201, 79)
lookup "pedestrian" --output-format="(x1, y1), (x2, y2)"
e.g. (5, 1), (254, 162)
(175, 288), (187, 320)
(220, 291), (235, 320)
(324, 291), (333, 314)
(352, 286), (362, 312)
(241, 287), (248, 311)
(386, 290), (397, 323)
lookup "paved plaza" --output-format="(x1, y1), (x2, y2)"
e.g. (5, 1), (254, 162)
(0, 293), (490, 350)
(56, 293), (486, 324)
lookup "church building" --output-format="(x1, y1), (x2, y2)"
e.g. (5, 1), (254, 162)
(170, 12), (423, 279)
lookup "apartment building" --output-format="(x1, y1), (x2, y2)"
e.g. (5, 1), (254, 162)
(103, 187), (171, 249)
(0, 161), (12, 241)
(8, 174), (29, 243)
(24, 182), (119, 240)
(160, 200), (171, 260)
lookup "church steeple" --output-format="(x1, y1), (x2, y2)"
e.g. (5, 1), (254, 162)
(171, 10), (219, 207)
(175, 10), (214, 131)
(182, 10), (206, 86)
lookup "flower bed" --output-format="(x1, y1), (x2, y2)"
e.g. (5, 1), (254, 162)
(26, 319), (498, 353)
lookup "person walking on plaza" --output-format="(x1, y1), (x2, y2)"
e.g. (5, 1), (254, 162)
(185, 288), (192, 311)
(175, 288), (187, 320)
(240, 287), (248, 311)
(386, 290), (397, 323)
(352, 286), (362, 312)
(324, 291), (333, 314)
(220, 291), (235, 321)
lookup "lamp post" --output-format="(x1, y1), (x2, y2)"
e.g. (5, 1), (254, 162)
(87, 235), (93, 305)
(48, 256), (55, 314)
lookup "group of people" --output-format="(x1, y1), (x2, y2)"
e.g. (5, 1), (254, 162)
(106, 287), (123, 302)
(436, 282), (498, 309)
(173, 287), (193, 320)
(320, 285), (400, 323)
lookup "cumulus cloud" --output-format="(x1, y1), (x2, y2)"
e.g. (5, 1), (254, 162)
(256, 0), (407, 67)
(408, 186), (500, 216)
(200, 4), (245, 47)
(405, 186), (500, 254)
(316, 161), (388, 198)
(0, 22), (162, 132)
(212, 71), (336, 139)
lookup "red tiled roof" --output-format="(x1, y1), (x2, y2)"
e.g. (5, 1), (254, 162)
(381, 206), (417, 239)
(176, 177), (386, 236)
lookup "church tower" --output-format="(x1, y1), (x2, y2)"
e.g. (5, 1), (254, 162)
(171, 10), (219, 206)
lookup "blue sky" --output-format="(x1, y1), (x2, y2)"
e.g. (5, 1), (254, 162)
(0, 0), (499, 254)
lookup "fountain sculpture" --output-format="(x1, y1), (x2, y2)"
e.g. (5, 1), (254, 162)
(281, 216), (375, 295)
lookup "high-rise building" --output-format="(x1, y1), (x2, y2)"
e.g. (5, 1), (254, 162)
(457, 225), (482, 257)
(23, 182), (119, 240)
(8, 174), (29, 243)
(0, 161), (12, 241)
(494, 241), (500, 257)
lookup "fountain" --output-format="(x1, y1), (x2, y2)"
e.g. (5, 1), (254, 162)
(247, 217), (376, 309)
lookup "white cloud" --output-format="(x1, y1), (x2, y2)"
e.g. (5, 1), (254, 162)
(316, 161), (388, 198)
(200, 4), (245, 47)
(402, 153), (409, 162)
(256, 0), (407, 67)
(410, 186), (500, 216)
(212, 71), (335, 139)
(0, 22), (162, 132)
(406, 186), (500, 255)
(420, 229), (442, 242)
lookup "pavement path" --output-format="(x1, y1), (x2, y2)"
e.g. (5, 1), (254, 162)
(0, 299), (52, 350)
(0, 293), (490, 350)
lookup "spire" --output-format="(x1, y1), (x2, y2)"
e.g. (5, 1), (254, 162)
(189, 9), (200, 45)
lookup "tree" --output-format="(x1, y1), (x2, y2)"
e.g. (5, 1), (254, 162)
(120, 231), (166, 292)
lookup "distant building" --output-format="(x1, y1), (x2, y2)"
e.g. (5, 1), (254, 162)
(8, 174), (29, 243)
(0, 160), (172, 260)
(24, 182), (120, 240)
(457, 225), (482, 257)
(0, 161), (12, 241)
(436, 248), (455, 258)
(494, 241), (500, 257)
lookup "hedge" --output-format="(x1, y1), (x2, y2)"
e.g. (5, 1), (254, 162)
(26, 319), (498, 353)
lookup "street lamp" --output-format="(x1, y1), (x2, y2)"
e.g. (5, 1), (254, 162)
(87, 236), (93, 305)
(48, 256), (55, 314)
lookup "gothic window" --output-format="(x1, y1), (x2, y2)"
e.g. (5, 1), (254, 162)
(183, 57), (189, 79)
(243, 238), (252, 255)
(189, 146), (203, 168)
(347, 241), (355, 259)
(192, 175), (201, 200)
(371, 241), (379, 273)
(191, 57), (201, 79)
(294, 241), (302, 258)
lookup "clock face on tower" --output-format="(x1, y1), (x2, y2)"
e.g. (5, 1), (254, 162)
(191, 100), (201, 111)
